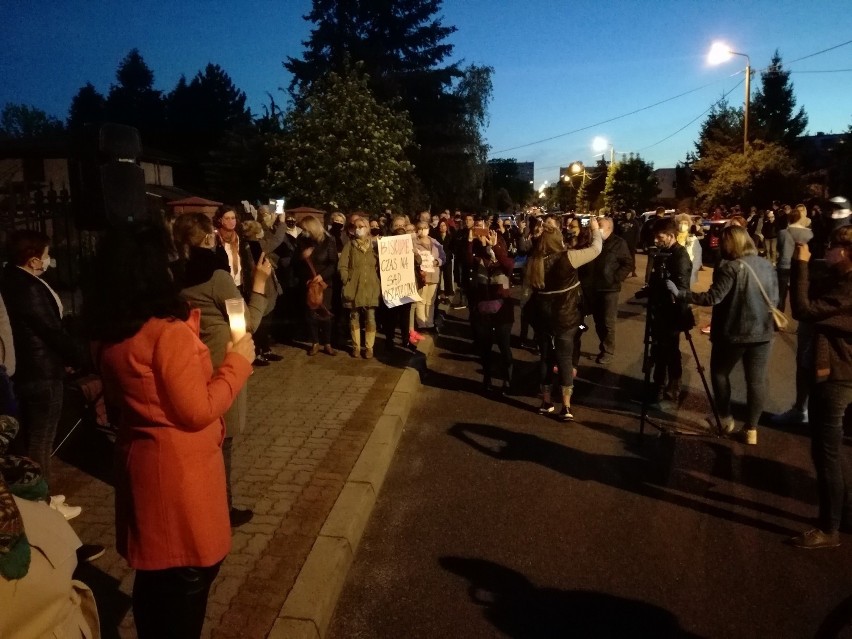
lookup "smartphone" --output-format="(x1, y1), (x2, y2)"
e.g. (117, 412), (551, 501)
(580, 217), (590, 227)
(473, 228), (490, 238)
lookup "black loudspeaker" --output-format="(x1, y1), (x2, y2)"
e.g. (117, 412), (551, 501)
(70, 123), (148, 230)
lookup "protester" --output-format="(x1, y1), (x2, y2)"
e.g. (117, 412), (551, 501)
(431, 219), (455, 303)
(171, 213), (271, 527)
(776, 204), (813, 313)
(675, 213), (702, 286)
(468, 228), (515, 393)
(213, 205), (249, 290)
(616, 209), (640, 277)
(788, 226), (852, 549)
(647, 218), (694, 403)
(86, 223), (255, 639)
(414, 221), (443, 332)
(383, 225), (418, 352)
(0, 293), (14, 416)
(452, 213), (475, 309)
(272, 211), (303, 344)
(762, 209), (779, 266)
(0, 416), (99, 639)
(0, 230), (80, 512)
(669, 226), (777, 445)
(296, 215), (338, 356)
(339, 217), (380, 358)
(580, 217), (632, 365)
(526, 218), (602, 420)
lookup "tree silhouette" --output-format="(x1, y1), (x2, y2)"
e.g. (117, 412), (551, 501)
(0, 103), (64, 140)
(105, 49), (166, 141)
(751, 51), (808, 150)
(67, 83), (106, 130)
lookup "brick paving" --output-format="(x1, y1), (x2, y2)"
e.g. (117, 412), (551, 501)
(51, 342), (410, 639)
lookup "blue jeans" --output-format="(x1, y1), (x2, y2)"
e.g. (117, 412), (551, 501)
(810, 380), (852, 532)
(15, 379), (64, 487)
(710, 341), (772, 427)
(539, 328), (578, 390)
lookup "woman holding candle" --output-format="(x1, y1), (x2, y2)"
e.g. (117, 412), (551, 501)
(171, 213), (271, 526)
(85, 223), (256, 639)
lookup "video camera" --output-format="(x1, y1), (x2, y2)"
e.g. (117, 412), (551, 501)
(633, 248), (672, 300)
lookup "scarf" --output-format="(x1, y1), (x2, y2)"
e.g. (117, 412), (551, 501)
(217, 228), (241, 282)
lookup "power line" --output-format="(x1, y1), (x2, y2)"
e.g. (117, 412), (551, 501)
(791, 68), (852, 74)
(490, 38), (852, 158)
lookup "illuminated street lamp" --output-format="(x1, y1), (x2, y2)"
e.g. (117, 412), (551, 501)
(708, 41), (751, 153)
(592, 136), (615, 166)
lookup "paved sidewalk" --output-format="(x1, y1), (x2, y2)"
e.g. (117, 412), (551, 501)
(52, 340), (423, 639)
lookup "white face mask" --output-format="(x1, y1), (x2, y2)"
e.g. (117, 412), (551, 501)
(355, 227), (367, 238)
(418, 229), (429, 238)
(679, 223), (689, 233)
(35, 256), (55, 274)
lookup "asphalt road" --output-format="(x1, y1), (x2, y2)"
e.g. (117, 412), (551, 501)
(329, 256), (852, 639)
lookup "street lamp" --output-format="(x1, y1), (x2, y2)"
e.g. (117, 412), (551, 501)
(592, 136), (615, 165)
(708, 41), (751, 153)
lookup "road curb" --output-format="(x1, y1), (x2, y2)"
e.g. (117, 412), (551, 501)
(268, 335), (434, 639)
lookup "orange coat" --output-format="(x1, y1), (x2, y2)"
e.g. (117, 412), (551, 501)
(97, 311), (251, 570)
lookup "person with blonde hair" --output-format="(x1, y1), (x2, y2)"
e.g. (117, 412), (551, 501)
(339, 217), (380, 358)
(667, 225), (777, 445)
(525, 218), (602, 419)
(297, 215), (338, 355)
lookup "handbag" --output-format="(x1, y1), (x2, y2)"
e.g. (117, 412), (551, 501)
(738, 259), (789, 331)
(305, 256), (331, 317)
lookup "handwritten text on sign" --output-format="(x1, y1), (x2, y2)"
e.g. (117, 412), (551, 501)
(378, 235), (422, 308)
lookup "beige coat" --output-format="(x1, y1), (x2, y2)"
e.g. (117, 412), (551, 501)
(0, 497), (99, 638)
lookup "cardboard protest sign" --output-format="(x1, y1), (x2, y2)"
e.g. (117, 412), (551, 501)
(378, 235), (422, 308)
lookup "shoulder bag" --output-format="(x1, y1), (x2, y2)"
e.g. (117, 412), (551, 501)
(738, 259), (789, 331)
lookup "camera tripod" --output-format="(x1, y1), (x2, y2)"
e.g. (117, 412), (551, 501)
(638, 283), (723, 439)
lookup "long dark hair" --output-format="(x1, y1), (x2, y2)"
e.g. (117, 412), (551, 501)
(84, 223), (190, 343)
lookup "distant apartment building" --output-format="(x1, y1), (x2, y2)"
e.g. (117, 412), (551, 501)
(516, 162), (534, 184)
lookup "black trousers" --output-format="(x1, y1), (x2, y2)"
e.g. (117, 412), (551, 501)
(651, 329), (682, 387)
(590, 290), (619, 356)
(133, 562), (221, 639)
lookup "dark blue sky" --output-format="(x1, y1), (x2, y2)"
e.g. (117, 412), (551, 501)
(3, 0), (850, 185)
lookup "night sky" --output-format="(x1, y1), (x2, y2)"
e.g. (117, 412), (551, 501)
(3, 0), (851, 186)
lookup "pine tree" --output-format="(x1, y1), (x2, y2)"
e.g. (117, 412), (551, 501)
(285, 0), (492, 209)
(67, 83), (106, 129)
(751, 51), (808, 149)
(105, 49), (166, 141)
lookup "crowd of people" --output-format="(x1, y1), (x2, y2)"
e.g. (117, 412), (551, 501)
(0, 194), (849, 636)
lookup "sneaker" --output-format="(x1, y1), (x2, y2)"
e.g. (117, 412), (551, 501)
(700, 324), (711, 335)
(77, 543), (106, 563)
(409, 329), (424, 343)
(450, 303), (467, 310)
(771, 408), (809, 426)
(263, 352), (284, 362)
(789, 528), (840, 549)
(558, 405), (574, 421)
(229, 508), (254, 528)
(743, 428), (758, 445)
(50, 496), (81, 520)
(323, 344), (337, 356)
(308, 343), (320, 356)
(538, 402), (555, 414)
(596, 353), (613, 365)
(252, 355), (270, 367)
(363, 348), (374, 359)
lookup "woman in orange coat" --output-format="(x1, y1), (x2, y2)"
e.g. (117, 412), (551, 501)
(85, 224), (255, 639)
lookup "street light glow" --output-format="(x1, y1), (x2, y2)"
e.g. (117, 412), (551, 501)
(707, 41), (732, 65)
(570, 162), (582, 174)
(592, 136), (609, 153)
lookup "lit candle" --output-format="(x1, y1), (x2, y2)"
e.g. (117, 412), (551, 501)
(225, 298), (247, 342)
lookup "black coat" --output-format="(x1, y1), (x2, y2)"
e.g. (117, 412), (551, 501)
(581, 234), (633, 292)
(295, 234), (338, 284)
(0, 264), (79, 382)
(650, 242), (694, 331)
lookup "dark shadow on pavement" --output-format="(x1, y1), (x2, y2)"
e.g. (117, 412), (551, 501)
(439, 556), (704, 639)
(448, 422), (800, 537)
(73, 562), (132, 639)
(814, 592), (852, 639)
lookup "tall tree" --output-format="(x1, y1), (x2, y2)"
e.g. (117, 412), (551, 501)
(751, 51), (808, 149)
(67, 83), (106, 129)
(105, 49), (166, 141)
(0, 103), (64, 140)
(266, 63), (415, 212)
(285, 0), (492, 209)
(828, 124), (852, 196)
(603, 155), (660, 212)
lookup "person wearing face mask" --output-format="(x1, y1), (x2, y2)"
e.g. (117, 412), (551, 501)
(788, 226), (852, 549)
(171, 213), (271, 527)
(272, 214), (304, 345)
(328, 212), (348, 254)
(0, 231), (80, 504)
(338, 218), (381, 358)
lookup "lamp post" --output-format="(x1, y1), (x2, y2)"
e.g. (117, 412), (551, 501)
(708, 41), (751, 153)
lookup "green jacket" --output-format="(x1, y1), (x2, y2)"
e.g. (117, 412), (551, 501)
(339, 240), (380, 309)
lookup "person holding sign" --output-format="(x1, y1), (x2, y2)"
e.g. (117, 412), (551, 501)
(414, 221), (443, 332)
(378, 227), (421, 352)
